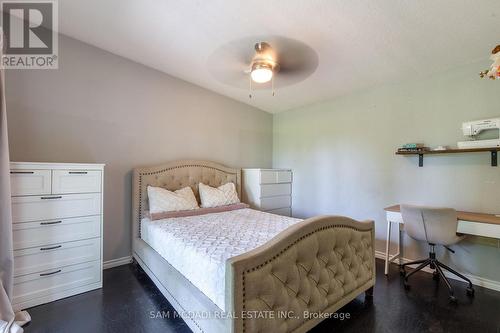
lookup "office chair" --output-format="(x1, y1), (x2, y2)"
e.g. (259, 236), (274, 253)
(399, 204), (474, 302)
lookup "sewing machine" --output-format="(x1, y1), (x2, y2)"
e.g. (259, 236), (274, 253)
(457, 118), (500, 149)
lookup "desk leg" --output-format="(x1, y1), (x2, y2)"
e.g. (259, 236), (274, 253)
(384, 220), (392, 275)
(398, 223), (403, 265)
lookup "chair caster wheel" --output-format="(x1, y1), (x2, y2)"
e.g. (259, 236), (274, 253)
(449, 295), (457, 303)
(432, 271), (440, 281)
(466, 287), (475, 297)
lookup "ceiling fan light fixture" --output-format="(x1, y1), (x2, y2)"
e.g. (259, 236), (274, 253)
(250, 62), (273, 83)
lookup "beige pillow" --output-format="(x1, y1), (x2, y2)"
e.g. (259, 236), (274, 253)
(147, 186), (199, 214)
(198, 182), (240, 208)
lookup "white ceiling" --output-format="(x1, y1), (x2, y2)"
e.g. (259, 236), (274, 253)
(59, 0), (500, 113)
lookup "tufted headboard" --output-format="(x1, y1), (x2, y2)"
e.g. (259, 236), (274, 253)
(132, 160), (241, 239)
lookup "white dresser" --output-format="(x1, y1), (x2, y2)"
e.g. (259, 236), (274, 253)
(9, 162), (104, 310)
(242, 168), (292, 216)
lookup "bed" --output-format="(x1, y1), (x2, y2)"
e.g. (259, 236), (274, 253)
(132, 160), (375, 333)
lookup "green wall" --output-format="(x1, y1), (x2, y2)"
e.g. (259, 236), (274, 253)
(273, 60), (500, 287)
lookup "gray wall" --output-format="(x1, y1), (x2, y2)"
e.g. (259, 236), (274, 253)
(6, 35), (273, 261)
(273, 61), (500, 284)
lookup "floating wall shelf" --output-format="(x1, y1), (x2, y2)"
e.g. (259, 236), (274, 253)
(396, 147), (500, 167)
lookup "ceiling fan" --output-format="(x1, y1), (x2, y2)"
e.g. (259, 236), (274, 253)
(207, 36), (318, 98)
(245, 42), (279, 83)
(244, 42), (280, 97)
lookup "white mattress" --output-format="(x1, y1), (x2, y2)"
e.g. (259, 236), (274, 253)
(140, 208), (301, 310)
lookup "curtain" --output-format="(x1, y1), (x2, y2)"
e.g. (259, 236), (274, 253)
(0, 53), (30, 333)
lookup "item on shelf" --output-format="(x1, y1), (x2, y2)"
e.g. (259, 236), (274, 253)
(402, 143), (425, 149)
(397, 146), (430, 153)
(457, 118), (500, 149)
(432, 145), (448, 151)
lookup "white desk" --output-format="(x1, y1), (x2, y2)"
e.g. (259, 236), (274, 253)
(384, 205), (500, 275)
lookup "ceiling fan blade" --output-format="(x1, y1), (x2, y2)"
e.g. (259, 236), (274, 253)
(207, 35), (318, 89)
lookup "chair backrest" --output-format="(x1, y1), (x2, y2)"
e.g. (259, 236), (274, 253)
(400, 204), (461, 246)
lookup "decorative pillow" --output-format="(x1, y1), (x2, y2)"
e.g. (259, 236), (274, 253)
(198, 182), (240, 208)
(146, 203), (249, 221)
(147, 186), (199, 214)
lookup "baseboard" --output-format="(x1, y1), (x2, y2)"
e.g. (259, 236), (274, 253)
(375, 250), (500, 292)
(14, 282), (102, 311)
(103, 256), (133, 270)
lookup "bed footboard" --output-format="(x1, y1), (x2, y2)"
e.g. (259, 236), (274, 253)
(226, 215), (375, 333)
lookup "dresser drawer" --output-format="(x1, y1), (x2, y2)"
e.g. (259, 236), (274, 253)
(14, 238), (100, 277)
(10, 170), (51, 196)
(260, 195), (291, 211)
(260, 183), (291, 197)
(260, 170), (292, 184)
(13, 215), (101, 250)
(13, 260), (101, 306)
(52, 170), (102, 194)
(11, 193), (101, 223)
(267, 207), (292, 217)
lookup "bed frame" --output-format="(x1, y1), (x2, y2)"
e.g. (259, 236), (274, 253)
(132, 160), (375, 333)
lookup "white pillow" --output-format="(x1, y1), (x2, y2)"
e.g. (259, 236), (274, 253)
(147, 186), (199, 214)
(198, 182), (240, 208)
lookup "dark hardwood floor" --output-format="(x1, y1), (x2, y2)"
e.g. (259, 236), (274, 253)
(23, 259), (500, 333)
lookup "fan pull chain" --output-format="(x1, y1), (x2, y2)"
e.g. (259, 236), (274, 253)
(272, 75), (275, 97)
(248, 75), (252, 99)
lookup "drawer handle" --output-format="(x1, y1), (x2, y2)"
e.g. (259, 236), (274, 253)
(69, 171), (88, 174)
(10, 171), (34, 174)
(40, 245), (62, 251)
(39, 269), (61, 277)
(40, 196), (62, 200)
(40, 220), (62, 225)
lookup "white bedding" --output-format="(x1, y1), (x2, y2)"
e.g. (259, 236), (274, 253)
(140, 208), (301, 310)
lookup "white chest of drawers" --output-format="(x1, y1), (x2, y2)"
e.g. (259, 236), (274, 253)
(9, 162), (104, 310)
(242, 168), (293, 216)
